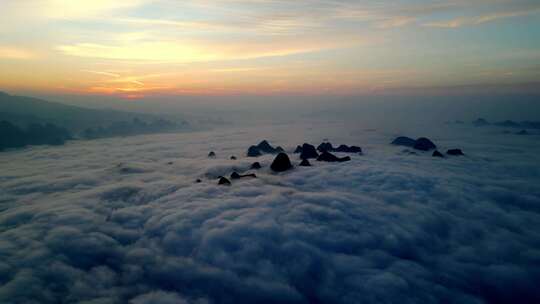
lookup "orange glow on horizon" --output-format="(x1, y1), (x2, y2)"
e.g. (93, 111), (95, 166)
(1, 0), (539, 97)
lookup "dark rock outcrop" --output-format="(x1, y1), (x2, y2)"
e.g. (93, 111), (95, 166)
(391, 136), (416, 147)
(270, 153), (293, 172)
(432, 150), (444, 158)
(208, 151), (216, 158)
(312, 142), (362, 154)
(521, 121), (540, 129)
(294, 145), (303, 153)
(299, 143), (318, 159)
(250, 162), (262, 169)
(413, 137), (436, 151)
(258, 140), (281, 153)
(317, 142), (334, 152)
(447, 149), (464, 156)
(335, 144), (362, 153)
(317, 151), (339, 162)
(473, 118), (490, 127)
(218, 176), (231, 185)
(351, 146), (362, 153)
(401, 149), (418, 155)
(247, 145), (262, 157)
(247, 140), (282, 156)
(494, 120), (520, 128)
(195, 179), (202, 183)
(231, 172), (256, 179)
(299, 159), (311, 166)
(257, 140), (274, 153)
(335, 145), (349, 152)
(230, 156), (237, 160)
(334, 145), (349, 152)
(317, 151), (351, 162)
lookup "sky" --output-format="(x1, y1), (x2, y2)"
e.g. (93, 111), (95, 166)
(1, 0), (540, 99)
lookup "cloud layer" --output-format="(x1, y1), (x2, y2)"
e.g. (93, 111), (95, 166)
(1, 121), (540, 303)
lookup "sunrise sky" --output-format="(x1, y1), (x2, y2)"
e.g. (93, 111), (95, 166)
(1, 0), (539, 98)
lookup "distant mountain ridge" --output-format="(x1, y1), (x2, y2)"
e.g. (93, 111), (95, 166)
(0, 91), (172, 132)
(472, 117), (540, 129)
(0, 91), (188, 151)
(0, 121), (71, 151)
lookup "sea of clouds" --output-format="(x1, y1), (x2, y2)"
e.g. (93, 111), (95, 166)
(0, 119), (539, 304)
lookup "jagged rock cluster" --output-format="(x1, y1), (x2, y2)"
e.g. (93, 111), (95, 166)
(204, 140), (364, 185)
(247, 140), (284, 157)
(204, 137), (467, 186)
(392, 136), (437, 151)
(391, 136), (465, 158)
(294, 141), (362, 159)
(295, 142), (362, 156)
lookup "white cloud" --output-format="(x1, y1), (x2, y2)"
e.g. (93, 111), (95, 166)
(130, 291), (192, 304)
(0, 115), (539, 303)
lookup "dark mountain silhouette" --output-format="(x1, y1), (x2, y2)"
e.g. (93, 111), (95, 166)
(0, 121), (71, 151)
(471, 117), (540, 129)
(0, 91), (186, 131)
(0, 91), (188, 145)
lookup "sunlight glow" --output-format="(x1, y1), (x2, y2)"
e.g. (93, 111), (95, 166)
(0, 0), (539, 96)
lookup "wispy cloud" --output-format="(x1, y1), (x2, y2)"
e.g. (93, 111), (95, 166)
(82, 70), (120, 78)
(209, 67), (269, 73)
(115, 17), (234, 31)
(424, 9), (539, 28)
(375, 16), (416, 29)
(43, 0), (147, 19)
(56, 38), (346, 63)
(0, 0), (149, 25)
(0, 46), (36, 60)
